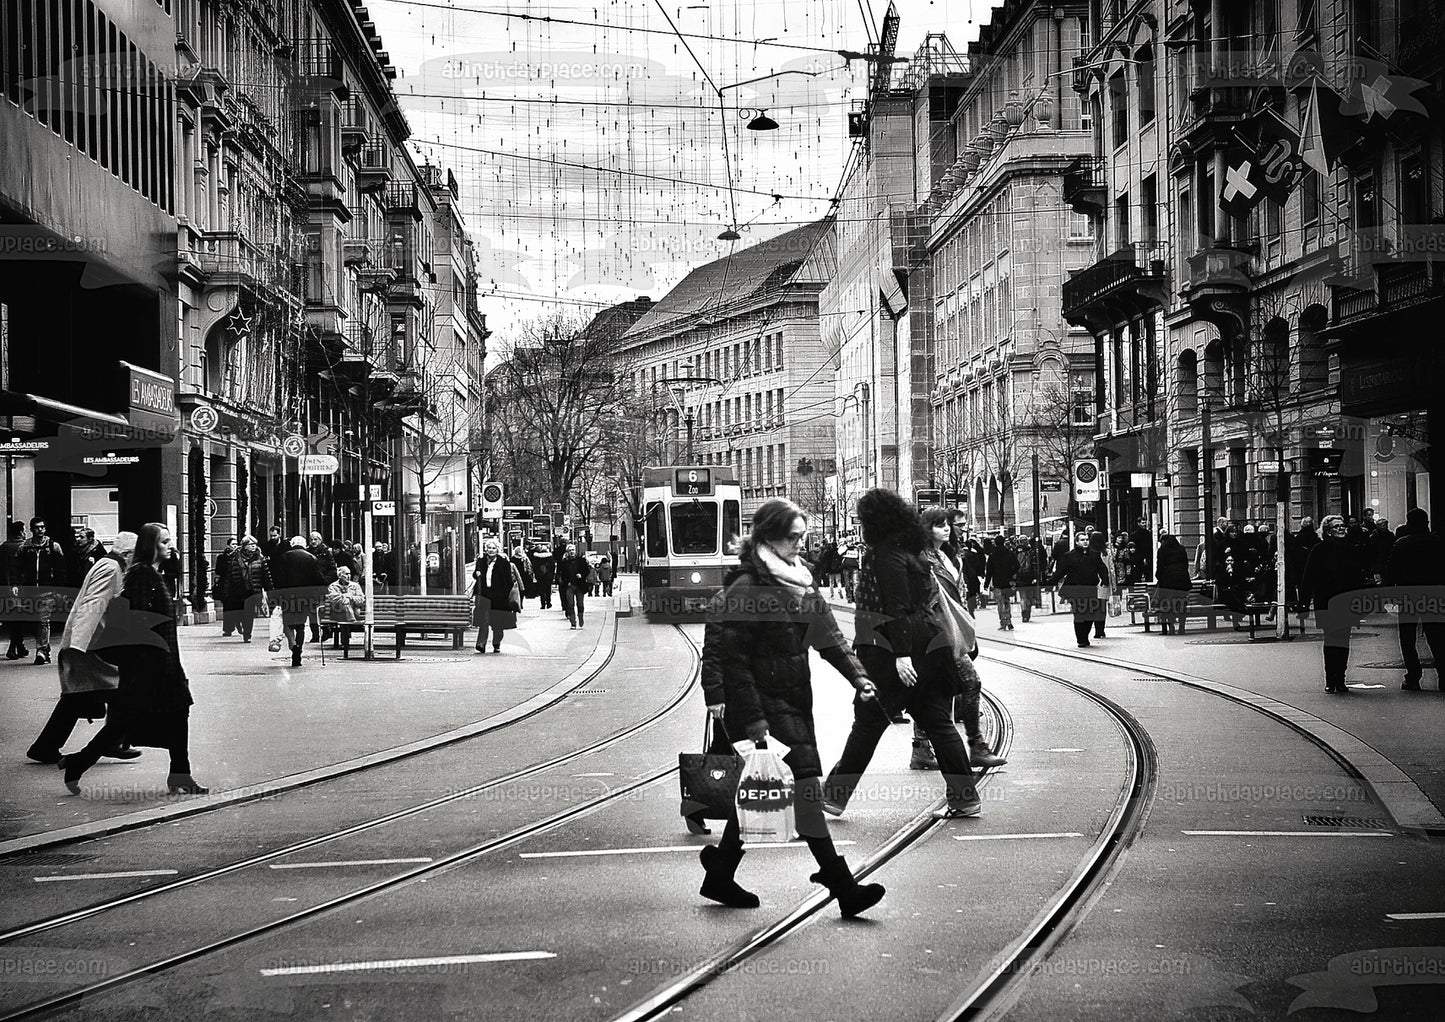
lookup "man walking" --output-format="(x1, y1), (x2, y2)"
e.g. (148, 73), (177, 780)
(275, 537), (325, 668)
(19, 517), (67, 664)
(26, 532), (142, 765)
(1386, 508), (1445, 691)
(556, 542), (593, 629)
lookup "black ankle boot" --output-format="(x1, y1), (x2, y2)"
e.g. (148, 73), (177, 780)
(810, 854), (884, 918)
(699, 844), (759, 908)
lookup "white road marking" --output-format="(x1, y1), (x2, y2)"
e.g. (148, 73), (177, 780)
(1386, 912), (1445, 920)
(34, 869), (179, 882)
(260, 952), (555, 976)
(519, 841), (856, 859)
(268, 858), (434, 870)
(1045, 748), (1085, 753)
(952, 832), (1084, 841)
(1181, 830), (1392, 838)
(572, 773), (615, 777)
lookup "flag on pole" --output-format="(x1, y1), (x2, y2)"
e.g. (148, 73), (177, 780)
(1219, 144), (1269, 220)
(1253, 109), (1305, 202)
(1299, 78), (1356, 176)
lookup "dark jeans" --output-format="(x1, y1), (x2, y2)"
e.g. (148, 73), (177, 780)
(1318, 609), (1357, 688)
(1074, 621), (1093, 645)
(560, 586), (585, 625)
(824, 648), (977, 812)
(32, 691), (111, 755)
(1398, 616), (1445, 684)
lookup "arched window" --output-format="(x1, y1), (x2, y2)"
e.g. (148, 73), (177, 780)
(1177, 349), (1199, 418)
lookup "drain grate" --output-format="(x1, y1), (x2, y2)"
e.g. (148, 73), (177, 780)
(3, 853), (99, 868)
(573, 688), (610, 695)
(1130, 676), (1169, 683)
(1303, 815), (1388, 829)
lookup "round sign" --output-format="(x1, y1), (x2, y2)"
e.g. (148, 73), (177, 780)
(1075, 461), (1099, 483)
(204, 496), (218, 519)
(481, 483), (503, 503)
(282, 434), (307, 458)
(189, 405), (219, 434)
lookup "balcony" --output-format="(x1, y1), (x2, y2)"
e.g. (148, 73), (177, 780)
(1329, 260), (1445, 333)
(1062, 156), (1105, 217)
(1181, 243), (1255, 343)
(1177, 83), (1271, 151)
(341, 102), (368, 155)
(335, 321), (374, 383)
(1061, 247), (1169, 335)
(293, 40), (347, 100)
(384, 182), (423, 219)
(356, 140), (394, 193)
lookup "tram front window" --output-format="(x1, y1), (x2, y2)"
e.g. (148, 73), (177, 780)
(670, 502), (718, 555)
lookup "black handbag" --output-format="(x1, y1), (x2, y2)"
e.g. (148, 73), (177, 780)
(678, 717), (742, 834)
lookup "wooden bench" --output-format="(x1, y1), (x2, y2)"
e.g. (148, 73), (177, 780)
(1138, 579), (1229, 633)
(321, 594), (472, 658)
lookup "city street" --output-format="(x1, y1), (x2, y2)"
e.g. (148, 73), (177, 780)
(3, 580), (1444, 1020)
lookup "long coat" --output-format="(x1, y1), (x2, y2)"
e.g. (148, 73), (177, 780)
(472, 555), (519, 630)
(57, 553), (126, 695)
(1301, 538), (1368, 615)
(854, 543), (964, 706)
(1050, 548), (1110, 622)
(273, 547), (325, 626)
(701, 553), (865, 780)
(108, 563), (192, 748)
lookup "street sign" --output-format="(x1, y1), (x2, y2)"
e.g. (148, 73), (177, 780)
(1040, 479), (1064, 491)
(1129, 472), (1154, 489)
(1073, 459), (1101, 502)
(1258, 460), (1281, 474)
(371, 500), (396, 516)
(915, 488), (942, 507)
(298, 454), (339, 475)
(502, 505), (532, 524)
(282, 434), (307, 458)
(480, 481), (504, 518)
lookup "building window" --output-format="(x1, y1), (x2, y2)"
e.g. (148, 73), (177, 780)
(1352, 0), (1377, 54)
(1399, 150), (1428, 228)
(1297, 0), (1319, 41)
(1136, 44), (1155, 126)
(1108, 70), (1127, 148)
(1114, 192), (1131, 249)
(1140, 176), (1158, 248)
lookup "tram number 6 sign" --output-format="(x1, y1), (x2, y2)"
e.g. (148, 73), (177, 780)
(1072, 459), (1101, 503)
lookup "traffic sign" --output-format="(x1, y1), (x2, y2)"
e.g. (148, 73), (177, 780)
(1072, 459), (1101, 502)
(371, 500), (396, 516)
(502, 505), (532, 524)
(298, 454), (339, 475)
(480, 481), (504, 518)
(282, 434), (307, 458)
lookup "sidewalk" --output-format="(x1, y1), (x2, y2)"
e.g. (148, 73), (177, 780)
(0, 590), (620, 851)
(823, 589), (1445, 834)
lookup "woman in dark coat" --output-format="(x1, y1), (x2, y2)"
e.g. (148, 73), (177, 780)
(62, 523), (207, 795)
(698, 498), (883, 917)
(822, 488), (982, 820)
(227, 535), (273, 642)
(1049, 531), (1111, 647)
(1301, 514), (1370, 693)
(1152, 534), (1193, 634)
(472, 536), (520, 653)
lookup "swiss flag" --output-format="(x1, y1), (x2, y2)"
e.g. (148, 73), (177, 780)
(1219, 146), (1269, 220)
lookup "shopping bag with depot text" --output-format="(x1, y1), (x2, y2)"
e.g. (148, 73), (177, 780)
(734, 738), (795, 844)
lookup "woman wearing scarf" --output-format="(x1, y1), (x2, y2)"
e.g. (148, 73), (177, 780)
(920, 507), (1006, 768)
(822, 489), (982, 821)
(227, 535), (273, 643)
(698, 498), (883, 917)
(472, 537), (521, 653)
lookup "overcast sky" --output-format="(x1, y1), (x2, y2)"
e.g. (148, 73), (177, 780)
(368, 0), (998, 347)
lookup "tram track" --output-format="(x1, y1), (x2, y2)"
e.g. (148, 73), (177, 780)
(0, 612), (624, 861)
(607, 613), (1156, 1022)
(0, 623), (703, 1022)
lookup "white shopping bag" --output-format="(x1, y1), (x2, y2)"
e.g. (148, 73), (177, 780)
(733, 738), (795, 844)
(267, 605), (284, 652)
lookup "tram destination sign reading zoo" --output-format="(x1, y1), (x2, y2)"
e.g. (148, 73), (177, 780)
(674, 468), (712, 496)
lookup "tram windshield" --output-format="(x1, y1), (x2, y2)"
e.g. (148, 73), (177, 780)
(670, 501), (718, 554)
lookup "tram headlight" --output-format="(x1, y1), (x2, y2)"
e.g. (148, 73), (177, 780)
(690, 571), (703, 584)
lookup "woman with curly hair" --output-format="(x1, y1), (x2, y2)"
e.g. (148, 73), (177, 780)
(822, 489), (982, 819)
(697, 498), (884, 917)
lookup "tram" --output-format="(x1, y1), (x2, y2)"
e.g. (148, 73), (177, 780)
(639, 465), (742, 619)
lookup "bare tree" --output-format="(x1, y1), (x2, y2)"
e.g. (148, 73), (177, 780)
(1019, 377), (1094, 524)
(488, 310), (632, 514)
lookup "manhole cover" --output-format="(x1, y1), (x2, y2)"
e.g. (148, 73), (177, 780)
(2, 853), (99, 868)
(1303, 815), (1388, 828)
